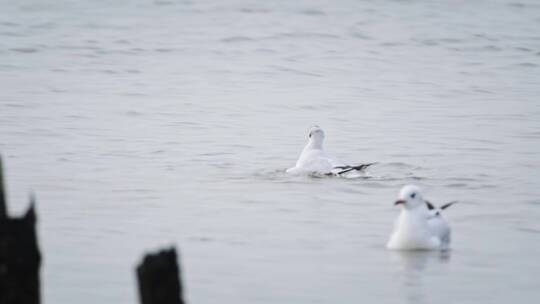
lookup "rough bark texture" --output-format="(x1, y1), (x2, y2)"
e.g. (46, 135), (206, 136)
(137, 248), (184, 304)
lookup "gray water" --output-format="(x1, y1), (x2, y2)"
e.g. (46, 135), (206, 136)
(1, 0), (540, 303)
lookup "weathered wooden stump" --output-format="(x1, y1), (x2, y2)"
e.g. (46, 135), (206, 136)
(0, 157), (6, 218)
(0, 156), (42, 304)
(136, 247), (184, 304)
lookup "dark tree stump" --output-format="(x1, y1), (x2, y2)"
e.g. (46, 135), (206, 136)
(0, 156), (42, 304)
(0, 205), (41, 304)
(0, 156), (6, 219)
(136, 247), (184, 304)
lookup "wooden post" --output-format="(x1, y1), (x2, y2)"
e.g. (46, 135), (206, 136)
(0, 156), (6, 218)
(0, 157), (42, 304)
(136, 247), (184, 304)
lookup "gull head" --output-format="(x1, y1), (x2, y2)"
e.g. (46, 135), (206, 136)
(394, 185), (424, 210)
(308, 125), (325, 142)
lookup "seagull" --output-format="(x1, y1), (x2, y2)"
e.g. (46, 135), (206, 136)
(387, 185), (456, 251)
(286, 125), (375, 176)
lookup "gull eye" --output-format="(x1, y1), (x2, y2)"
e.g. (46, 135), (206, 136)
(308, 133), (312, 138)
(410, 193), (416, 199)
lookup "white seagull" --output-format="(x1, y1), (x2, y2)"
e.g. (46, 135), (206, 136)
(387, 185), (456, 251)
(286, 126), (374, 176)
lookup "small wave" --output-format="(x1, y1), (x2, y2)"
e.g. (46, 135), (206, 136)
(445, 183), (468, 188)
(515, 47), (533, 52)
(266, 32), (341, 41)
(444, 183), (497, 190)
(187, 236), (214, 243)
(0, 21), (20, 27)
(239, 8), (272, 14)
(298, 9), (326, 16)
(0, 31), (25, 37)
(378, 162), (422, 169)
(517, 227), (540, 235)
(350, 32), (373, 40)
(379, 41), (405, 47)
(270, 65), (322, 77)
(447, 177), (480, 182)
(357, 181), (396, 189)
(113, 39), (131, 45)
(125, 110), (143, 116)
(197, 151), (234, 157)
(220, 36), (253, 43)
(252, 168), (292, 180)
(9, 47), (39, 53)
(154, 0), (176, 6)
(154, 48), (177, 53)
(516, 62), (538, 68)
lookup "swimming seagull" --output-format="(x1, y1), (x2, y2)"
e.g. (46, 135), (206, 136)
(286, 125), (375, 176)
(387, 185), (456, 251)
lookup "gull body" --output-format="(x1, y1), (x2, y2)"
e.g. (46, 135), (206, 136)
(286, 126), (373, 176)
(387, 185), (452, 251)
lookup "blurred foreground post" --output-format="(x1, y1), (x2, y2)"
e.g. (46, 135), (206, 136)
(137, 247), (185, 304)
(0, 157), (6, 218)
(0, 156), (42, 304)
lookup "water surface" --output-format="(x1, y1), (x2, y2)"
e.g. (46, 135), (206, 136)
(1, 0), (540, 303)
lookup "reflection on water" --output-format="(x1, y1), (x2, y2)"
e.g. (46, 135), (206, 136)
(392, 251), (452, 304)
(393, 250), (451, 274)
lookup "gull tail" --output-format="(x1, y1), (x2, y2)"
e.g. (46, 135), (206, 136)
(334, 162), (376, 175)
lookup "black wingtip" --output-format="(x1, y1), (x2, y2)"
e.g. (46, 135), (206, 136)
(425, 201), (435, 210)
(335, 168), (354, 175)
(334, 162), (376, 175)
(440, 201), (458, 210)
(351, 162), (376, 171)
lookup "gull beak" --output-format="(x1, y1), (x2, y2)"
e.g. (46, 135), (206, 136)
(394, 200), (406, 206)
